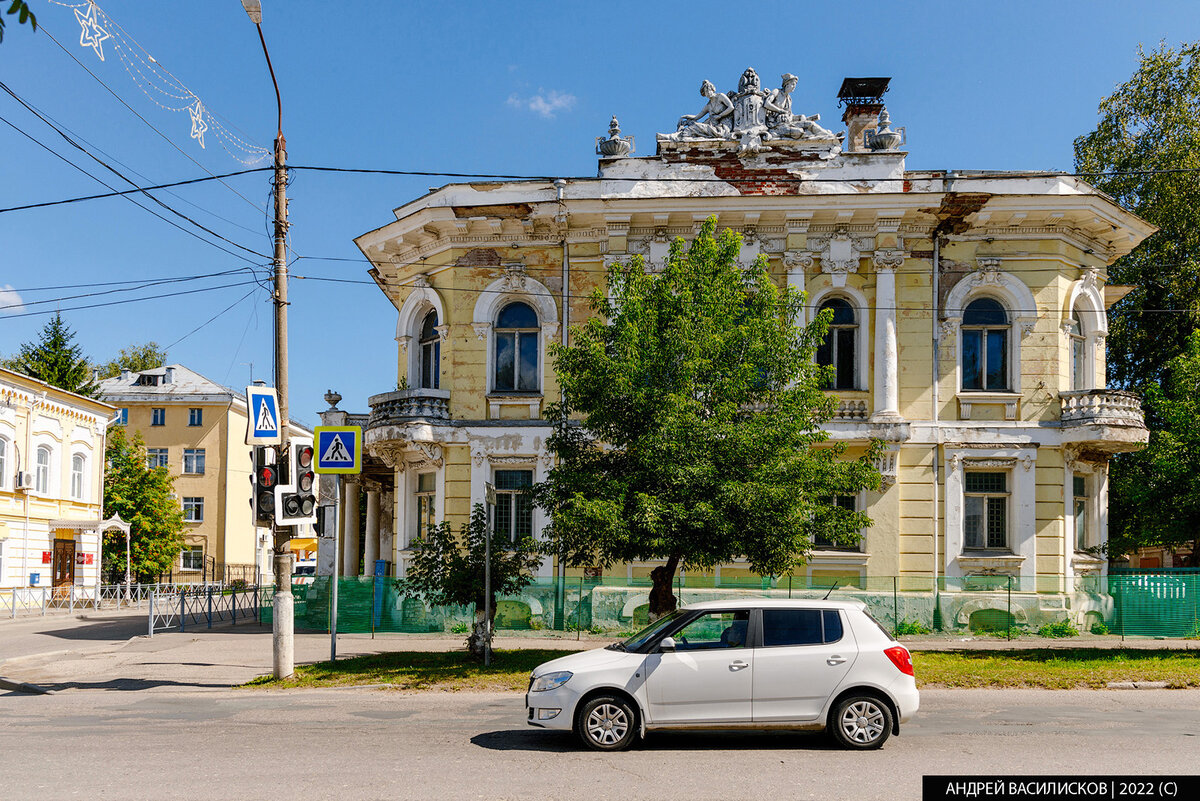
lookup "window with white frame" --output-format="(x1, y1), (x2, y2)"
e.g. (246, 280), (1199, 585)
(419, 310), (441, 390)
(814, 495), (861, 551)
(964, 471), (1009, 549)
(71, 454), (85, 500)
(188, 408), (203, 426)
(815, 298), (858, 390)
(0, 540), (5, 580)
(182, 496), (204, 522)
(0, 437), (7, 489)
(493, 469), (533, 545)
(147, 448), (169, 470)
(180, 546), (203, 571)
(151, 407), (166, 426)
(414, 472), (436, 538)
(961, 298), (1011, 391)
(35, 445), (51, 494)
(1074, 475), (1089, 552)
(493, 302), (540, 393)
(183, 448), (206, 475)
(116, 408), (128, 425)
(1069, 309), (1088, 391)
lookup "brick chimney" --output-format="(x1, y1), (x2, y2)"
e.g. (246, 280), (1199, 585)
(837, 77), (891, 153)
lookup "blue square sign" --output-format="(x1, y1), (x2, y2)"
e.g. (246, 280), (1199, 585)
(314, 426), (362, 474)
(245, 386), (281, 445)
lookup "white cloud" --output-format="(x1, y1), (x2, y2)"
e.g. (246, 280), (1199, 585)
(507, 89), (576, 119)
(0, 284), (25, 315)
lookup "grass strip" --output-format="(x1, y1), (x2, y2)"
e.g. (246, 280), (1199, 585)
(240, 648), (1200, 692)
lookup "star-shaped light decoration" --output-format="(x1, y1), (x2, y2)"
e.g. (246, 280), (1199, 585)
(75, 3), (111, 61)
(188, 100), (208, 149)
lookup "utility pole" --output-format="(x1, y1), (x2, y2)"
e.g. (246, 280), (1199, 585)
(242, 0), (293, 679)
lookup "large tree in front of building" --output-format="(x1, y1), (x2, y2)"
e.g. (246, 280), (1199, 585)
(94, 341), (168, 379)
(396, 504), (542, 658)
(1073, 41), (1200, 389)
(1074, 42), (1200, 559)
(102, 427), (185, 582)
(2, 313), (98, 397)
(534, 218), (880, 619)
(1108, 331), (1200, 565)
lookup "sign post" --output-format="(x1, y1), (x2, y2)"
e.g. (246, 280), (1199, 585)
(314, 425), (362, 661)
(484, 481), (496, 667)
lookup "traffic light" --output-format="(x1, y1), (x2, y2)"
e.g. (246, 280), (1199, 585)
(275, 438), (317, 525)
(252, 446), (277, 526)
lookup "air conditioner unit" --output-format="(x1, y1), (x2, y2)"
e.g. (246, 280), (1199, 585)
(15, 471), (34, 491)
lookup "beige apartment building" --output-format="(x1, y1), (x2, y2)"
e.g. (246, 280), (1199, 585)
(1, 367), (114, 592)
(323, 71), (1154, 630)
(99, 365), (310, 583)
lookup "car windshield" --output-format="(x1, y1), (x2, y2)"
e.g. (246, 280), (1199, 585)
(617, 610), (687, 652)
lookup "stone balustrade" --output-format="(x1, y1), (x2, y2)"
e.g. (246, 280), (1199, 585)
(833, 398), (869, 421)
(1059, 389), (1145, 427)
(367, 389), (451, 428)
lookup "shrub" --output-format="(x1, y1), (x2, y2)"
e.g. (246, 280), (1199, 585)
(1037, 619), (1079, 638)
(449, 622), (468, 634)
(893, 619), (931, 636)
(1090, 621), (1110, 635)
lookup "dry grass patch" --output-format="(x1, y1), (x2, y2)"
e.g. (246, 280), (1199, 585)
(913, 649), (1200, 689)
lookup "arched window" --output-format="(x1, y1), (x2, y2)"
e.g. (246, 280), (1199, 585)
(1068, 309), (1087, 390)
(494, 301), (540, 392)
(35, 445), (51, 494)
(419, 310), (440, 390)
(961, 298), (1010, 391)
(0, 438), (7, 489)
(71, 454), (85, 500)
(816, 298), (857, 390)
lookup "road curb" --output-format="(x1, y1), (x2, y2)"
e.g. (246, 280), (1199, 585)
(1106, 680), (1172, 689)
(0, 676), (55, 694)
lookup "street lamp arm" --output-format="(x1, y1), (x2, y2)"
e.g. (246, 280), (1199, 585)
(254, 22), (283, 142)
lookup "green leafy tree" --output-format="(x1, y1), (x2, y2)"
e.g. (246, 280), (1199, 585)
(0, 1), (37, 43)
(1073, 41), (1200, 389)
(95, 341), (168, 379)
(533, 218), (880, 619)
(2, 313), (98, 397)
(1108, 331), (1200, 565)
(102, 427), (185, 582)
(395, 504), (542, 658)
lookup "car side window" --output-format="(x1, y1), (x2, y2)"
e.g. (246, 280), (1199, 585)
(761, 609), (823, 646)
(670, 610), (749, 650)
(823, 610), (844, 643)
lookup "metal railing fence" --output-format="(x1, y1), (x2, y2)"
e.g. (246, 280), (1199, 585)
(148, 585), (261, 635)
(1, 582), (240, 619)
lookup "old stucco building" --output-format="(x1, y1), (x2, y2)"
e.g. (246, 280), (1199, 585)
(324, 72), (1153, 630)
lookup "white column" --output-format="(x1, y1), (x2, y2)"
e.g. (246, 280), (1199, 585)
(364, 488), (380, 575)
(872, 259), (901, 420)
(783, 251), (812, 326)
(342, 480), (361, 577)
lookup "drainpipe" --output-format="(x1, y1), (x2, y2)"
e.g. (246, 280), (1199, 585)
(553, 177), (568, 625)
(22, 392), (46, 588)
(932, 235), (942, 610)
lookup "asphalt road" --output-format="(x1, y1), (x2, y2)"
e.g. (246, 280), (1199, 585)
(1, 687), (1197, 800)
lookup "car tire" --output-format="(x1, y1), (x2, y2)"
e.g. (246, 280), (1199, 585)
(576, 695), (638, 752)
(828, 695), (892, 750)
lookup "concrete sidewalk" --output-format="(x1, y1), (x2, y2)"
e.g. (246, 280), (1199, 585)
(2, 612), (1195, 695)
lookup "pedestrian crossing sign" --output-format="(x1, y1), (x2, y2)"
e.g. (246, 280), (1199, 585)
(245, 385), (281, 445)
(314, 426), (362, 474)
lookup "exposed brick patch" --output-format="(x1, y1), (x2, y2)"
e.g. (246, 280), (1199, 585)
(455, 248), (501, 267)
(660, 147), (833, 195)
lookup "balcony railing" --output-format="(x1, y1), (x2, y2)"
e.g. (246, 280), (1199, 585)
(1059, 389), (1145, 428)
(367, 389), (451, 428)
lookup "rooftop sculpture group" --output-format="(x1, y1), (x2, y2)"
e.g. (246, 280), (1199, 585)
(658, 68), (842, 156)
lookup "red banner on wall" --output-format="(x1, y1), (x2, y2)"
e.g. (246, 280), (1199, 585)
(42, 551), (52, 564)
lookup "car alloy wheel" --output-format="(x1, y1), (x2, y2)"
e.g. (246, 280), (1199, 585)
(830, 696), (892, 750)
(577, 695), (637, 751)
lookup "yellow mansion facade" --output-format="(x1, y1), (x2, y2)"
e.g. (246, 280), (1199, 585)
(323, 73), (1153, 626)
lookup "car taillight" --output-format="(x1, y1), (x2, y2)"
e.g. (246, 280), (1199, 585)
(884, 645), (914, 676)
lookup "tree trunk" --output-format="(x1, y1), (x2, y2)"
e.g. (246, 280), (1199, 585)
(648, 556), (680, 621)
(467, 595), (495, 660)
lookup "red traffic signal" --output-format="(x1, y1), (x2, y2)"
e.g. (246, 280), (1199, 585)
(258, 465), (277, 488)
(297, 445), (313, 469)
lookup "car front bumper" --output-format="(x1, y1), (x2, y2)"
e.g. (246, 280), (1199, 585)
(525, 686), (581, 731)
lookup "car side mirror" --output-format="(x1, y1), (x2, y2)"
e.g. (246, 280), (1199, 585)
(658, 636), (676, 652)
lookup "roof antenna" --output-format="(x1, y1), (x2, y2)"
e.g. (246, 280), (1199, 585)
(822, 581), (840, 600)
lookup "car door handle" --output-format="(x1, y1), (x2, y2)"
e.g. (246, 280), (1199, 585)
(729, 660), (749, 671)
(826, 656), (847, 666)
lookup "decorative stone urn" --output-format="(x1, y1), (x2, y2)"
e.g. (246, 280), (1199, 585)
(596, 115), (634, 157)
(866, 108), (905, 151)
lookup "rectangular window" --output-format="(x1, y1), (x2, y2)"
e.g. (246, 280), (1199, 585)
(964, 471), (1008, 549)
(414, 472), (436, 538)
(135, 374), (160, 387)
(671, 610), (749, 650)
(151, 408), (166, 426)
(1072, 337), (1087, 391)
(182, 497), (204, 522)
(180, 546), (203, 571)
(116, 408), (128, 425)
(962, 329), (1009, 391)
(1074, 475), (1088, 552)
(815, 495), (859, 550)
(183, 448), (206, 475)
(493, 469), (533, 545)
(188, 408), (203, 426)
(146, 448), (169, 470)
(0, 540), (5, 580)
(761, 609), (824, 646)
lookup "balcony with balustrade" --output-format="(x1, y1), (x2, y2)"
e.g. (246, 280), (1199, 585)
(1059, 389), (1148, 453)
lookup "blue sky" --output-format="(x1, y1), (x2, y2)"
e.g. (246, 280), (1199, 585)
(2, 0), (1198, 428)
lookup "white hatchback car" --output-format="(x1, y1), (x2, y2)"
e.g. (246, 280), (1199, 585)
(526, 598), (918, 751)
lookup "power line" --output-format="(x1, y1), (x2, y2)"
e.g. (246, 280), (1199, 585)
(5, 267), (257, 293)
(0, 268), (262, 311)
(165, 288), (261, 350)
(0, 166), (271, 214)
(1, 279), (264, 320)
